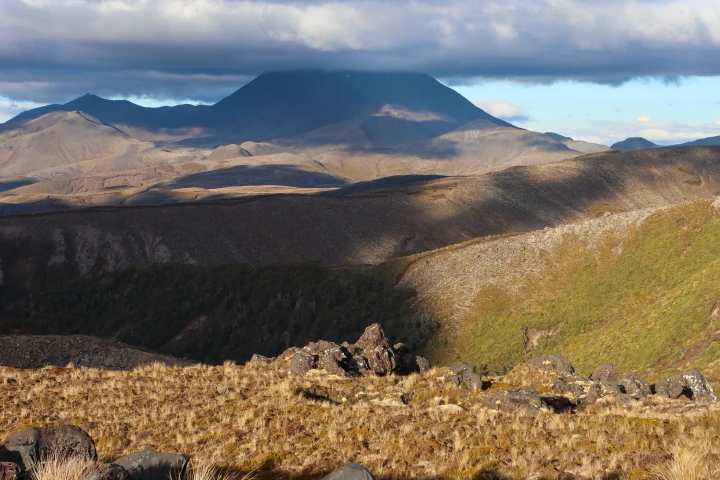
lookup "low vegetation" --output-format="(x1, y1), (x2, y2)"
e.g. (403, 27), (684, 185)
(2, 263), (425, 364)
(455, 200), (720, 382)
(2, 362), (720, 479)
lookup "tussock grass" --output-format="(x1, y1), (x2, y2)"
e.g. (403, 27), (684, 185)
(30, 452), (98, 480)
(3, 363), (720, 479)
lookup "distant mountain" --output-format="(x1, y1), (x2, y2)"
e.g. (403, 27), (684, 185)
(682, 135), (720, 146)
(611, 137), (658, 151)
(544, 132), (608, 154)
(6, 71), (512, 143)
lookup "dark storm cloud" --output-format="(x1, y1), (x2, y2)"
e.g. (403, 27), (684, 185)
(1, 0), (720, 104)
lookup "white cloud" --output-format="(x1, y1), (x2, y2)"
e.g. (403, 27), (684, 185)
(3, 0), (720, 102)
(637, 115), (652, 123)
(475, 100), (528, 122)
(0, 96), (43, 122)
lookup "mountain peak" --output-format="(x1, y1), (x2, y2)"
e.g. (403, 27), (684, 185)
(611, 137), (658, 151)
(5, 70), (513, 141)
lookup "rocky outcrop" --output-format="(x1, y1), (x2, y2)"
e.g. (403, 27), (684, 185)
(89, 463), (131, 480)
(481, 389), (551, 417)
(113, 448), (188, 480)
(490, 356), (717, 411)
(278, 324), (429, 377)
(321, 464), (375, 480)
(1, 425), (97, 472)
(655, 369), (717, 402)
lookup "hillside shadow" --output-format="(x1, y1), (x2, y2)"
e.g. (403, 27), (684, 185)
(0, 178), (35, 192)
(168, 164), (348, 189)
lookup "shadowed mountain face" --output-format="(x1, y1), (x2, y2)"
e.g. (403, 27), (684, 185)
(6, 71), (511, 143)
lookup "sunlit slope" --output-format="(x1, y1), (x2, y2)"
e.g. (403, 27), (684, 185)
(449, 200), (720, 381)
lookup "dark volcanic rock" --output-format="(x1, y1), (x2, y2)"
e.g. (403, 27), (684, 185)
(2, 425), (97, 471)
(618, 373), (651, 399)
(290, 351), (316, 376)
(447, 362), (484, 390)
(527, 355), (576, 375)
(655, 369), (717, 402)
(281, 323), (425, 377)
(113, 448), (188, 480)
(481, 389), (550, 417)
(90, 463), (131, 480)
(590, 364), (618, 383)
(321, 463), (375, 480)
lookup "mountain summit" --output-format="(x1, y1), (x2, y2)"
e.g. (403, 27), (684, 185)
(6, 70), (512, 143)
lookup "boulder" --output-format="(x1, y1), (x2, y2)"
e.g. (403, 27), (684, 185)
(248, 354), (273, 364)
(317, 346), (354, 377)
(527, 355), (575, 375)
(321, 464), (375, 480)
(89, 463), (131, 480)
(289, 351), (316, 376)
(113, 448), (188, 480)
(655, 369), (717, 402)
(0, 462), (19, 480)
(481, 389), (550, 417)
(551, 377), (586, 398)
(447, 363), (484, 390)
(2, 425), (97, 471)
(281, 323), (424, 377)
(354, 324), (391, 352)
(617, 373), (651, 399)
(590, 364), (618, 383)
(363, 345), (396, 376)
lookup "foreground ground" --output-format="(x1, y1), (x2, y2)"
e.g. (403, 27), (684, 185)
(1, 361), (719, 480)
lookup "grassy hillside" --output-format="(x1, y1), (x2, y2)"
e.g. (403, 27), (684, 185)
(454, 199), (720, 381)
(1, 263), (429, 363)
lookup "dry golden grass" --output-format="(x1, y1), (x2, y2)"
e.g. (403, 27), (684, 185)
(30, 452), (98, 480)
(2, 362), (720, 480)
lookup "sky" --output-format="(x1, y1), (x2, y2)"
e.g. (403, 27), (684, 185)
(1, 0), (720, 145)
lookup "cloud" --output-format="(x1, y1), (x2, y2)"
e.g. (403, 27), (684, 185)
(0, 96), (43, 122)
(1, 0), (720, 104)
(637, 115), (652, 123)
(561, 117), (720, 146)
(475, 101), (530, 123)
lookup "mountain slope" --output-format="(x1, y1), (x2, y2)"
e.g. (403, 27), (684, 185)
(5, 71), (511, 144)
(684, 135), (720, 146)
(1, 146), (720, 290)
(0, 111), (153, 177)
(418, 199), (720, 383)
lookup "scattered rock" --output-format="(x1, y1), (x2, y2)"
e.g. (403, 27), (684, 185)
(282, 323), (427, 377)
(290, 351), (316, 376)
(114, 448), (188, 480)
(617, 373), (651, 399)
(248, 354), (273, 364)
(2, 425), (97, 471)
(321, 463), (375, 480)
(447, 362), (484, 390)
(89, 463), (131, 480)
(481, 389), (550, 417)
(590, 364), (618, 383)
(527, 355), (575, 375)
(655, 369), (717, 402)
(551, 377), (586, 398)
